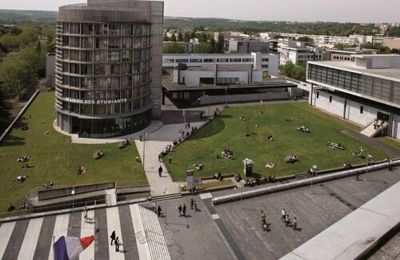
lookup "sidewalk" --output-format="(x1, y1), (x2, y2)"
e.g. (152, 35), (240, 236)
(135, 122), (207, 196)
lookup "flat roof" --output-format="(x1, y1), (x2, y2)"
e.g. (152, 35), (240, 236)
(163, 53), (273, 57)
(162, 79), (296, 91)
(308, 60), (400, 82)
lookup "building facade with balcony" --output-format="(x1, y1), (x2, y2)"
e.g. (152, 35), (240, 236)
(307, 55), (400, 139)
(55, 0), (163, 138)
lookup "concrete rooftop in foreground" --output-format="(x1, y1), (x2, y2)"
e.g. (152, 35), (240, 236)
(0, 168), (399, 259)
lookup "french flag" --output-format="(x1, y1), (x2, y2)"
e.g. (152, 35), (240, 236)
(54, 235), (95, 260)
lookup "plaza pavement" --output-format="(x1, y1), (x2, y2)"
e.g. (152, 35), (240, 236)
(0, 204), (170, 260)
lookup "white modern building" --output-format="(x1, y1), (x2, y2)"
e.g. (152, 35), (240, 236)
(163, 52), (279, 76)
(228, 39), (269, 53)
(173, 64), (263, 87)
(278, 41), (326, 65)
(307, 54), (400, 139)
(328, 48), (377, 62)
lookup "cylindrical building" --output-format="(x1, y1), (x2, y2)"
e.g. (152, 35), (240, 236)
(55, 0), (163, 138)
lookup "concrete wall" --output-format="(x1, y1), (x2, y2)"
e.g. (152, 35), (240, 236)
(313, 90), (345, 118)
(45, 54), (55, 87)
(149, 1), (164, 118)
(311, 89), (400, 139)
(346, 99), (378, 126)
(200, 92), (290, 105)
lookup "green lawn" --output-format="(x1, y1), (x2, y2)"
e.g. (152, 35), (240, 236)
(167, 102), (388, 181)
(0, 91), (146, 214)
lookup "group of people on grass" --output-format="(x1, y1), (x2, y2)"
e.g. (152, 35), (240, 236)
(217, 149), (234, 159)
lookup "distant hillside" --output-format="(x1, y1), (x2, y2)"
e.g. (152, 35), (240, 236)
(0, 10), (378, 36)
(0, 10), (57, 24)
(164, 17), (378, 36)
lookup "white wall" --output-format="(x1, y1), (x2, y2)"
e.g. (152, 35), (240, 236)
(393, 115), (400, 139)
(312, 90), (400, 139)
(313, 90), (345, 118)
(346, 100), (378, 126)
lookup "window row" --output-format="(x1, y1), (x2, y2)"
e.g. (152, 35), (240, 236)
(59, 23), (151, 36)
(60, 49), (150, 63)
(61, 74), (150, 88)
(308, 64), (400, 103)
(60, 36), (151, 49)
(61, 62), (150, 75)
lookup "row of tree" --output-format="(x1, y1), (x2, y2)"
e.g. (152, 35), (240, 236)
(0, 25), (55, 99)
(279, 62), (306, 82)
(163, 31), (225, 53)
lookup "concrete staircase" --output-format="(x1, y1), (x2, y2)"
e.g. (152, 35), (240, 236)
(360, 121), (388, 138)
(131, 204), (171, 260)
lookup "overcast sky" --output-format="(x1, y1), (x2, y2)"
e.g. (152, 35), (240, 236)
(2, 0), (400, 23)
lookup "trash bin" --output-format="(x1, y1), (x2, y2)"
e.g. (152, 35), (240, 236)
(243, 158), (254, 177)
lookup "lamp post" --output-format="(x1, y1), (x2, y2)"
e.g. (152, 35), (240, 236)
(224, 86), (228, 108)
(142, 133), (148, 171)
(71, 187), (75, 209)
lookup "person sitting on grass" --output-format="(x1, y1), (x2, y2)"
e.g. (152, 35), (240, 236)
(78, 166), (87, 175)
(265, 162), (276, 169)
(285, 155), (298, 163)
(297, 126), (311, 133)
(8, 203), (15, 212)
(15, 175), (28, 183)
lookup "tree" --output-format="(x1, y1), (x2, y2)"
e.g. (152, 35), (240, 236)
(298, 36), (314, 46)
(194, 42), (212, 53)
(198, 32), (208, 43)
(170, 33), (177, 42)
(209, 38), (216, 53)
(279, 62), (306, 81)
(163, 42), (185, 53)
(177, 31), (183, 42)
(163, 33), (170, 41)
(183, 31), (191, 42)
(361, 43), (391, 54)
(387, 27), (400, 37)
(216, 34), (225, 53)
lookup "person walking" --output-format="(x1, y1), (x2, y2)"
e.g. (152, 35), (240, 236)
(157, 205), (162, 217)
(193, 200), (197, 212)
(158, 166), (163, 177)
(182, 204), (186, 216)
(190, 199), (194, 210)
(293, 217), (297, 230)
(83, 206), (88, 221)
(178, 204), (182, 217)
(115, 236), (120, 252)
(110, 230), (116, 245)
(285, 214), (290, 226)
(281, 209), (286, 221)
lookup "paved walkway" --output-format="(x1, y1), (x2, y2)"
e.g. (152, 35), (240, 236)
(281, 180), (400, 260)
(135, 122), (207, 196)
(343, 130), (400, 157)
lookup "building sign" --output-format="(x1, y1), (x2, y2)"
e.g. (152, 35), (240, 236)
(64, 98), (128, 104)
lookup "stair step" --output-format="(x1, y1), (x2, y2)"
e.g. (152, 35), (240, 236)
(150, 193), (182, 202)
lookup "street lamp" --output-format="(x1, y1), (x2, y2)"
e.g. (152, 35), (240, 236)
(142, 133), (148, 171)
(71, 187), (75, 208)
(224, 86), (228, 108)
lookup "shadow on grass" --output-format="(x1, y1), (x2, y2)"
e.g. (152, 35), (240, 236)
(0, 100), (12, 133)
(190, 117), (226, 140)
(0, 134), (25, 147)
